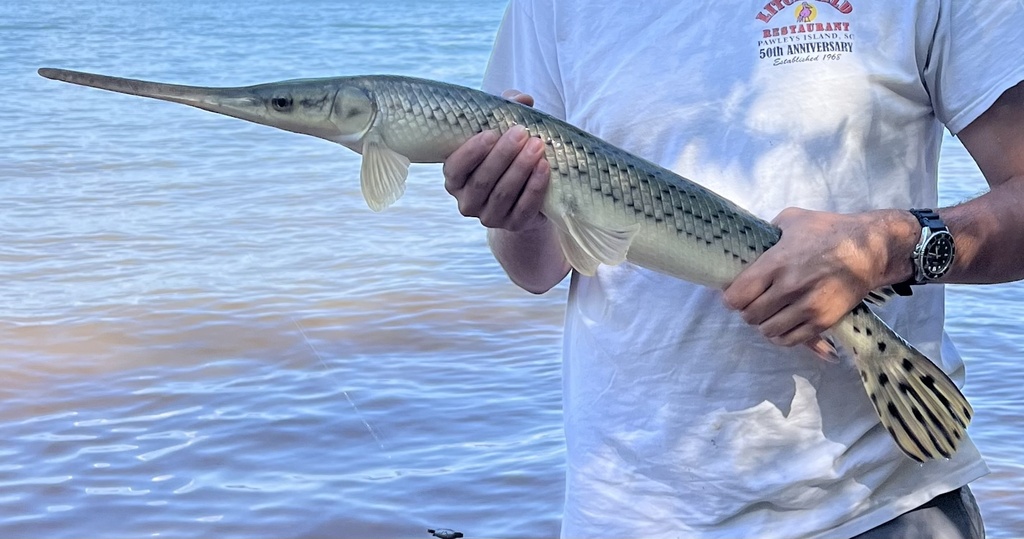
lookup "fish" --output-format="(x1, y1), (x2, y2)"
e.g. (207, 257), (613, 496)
(37, 67), (973, 462)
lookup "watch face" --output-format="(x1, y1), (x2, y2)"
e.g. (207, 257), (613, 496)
(920, 230), (955, 280)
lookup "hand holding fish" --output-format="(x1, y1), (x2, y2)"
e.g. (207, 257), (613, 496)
(444, 91), (550, 232)
(443, 90), (571, 294)
(723, 208), (919, 347)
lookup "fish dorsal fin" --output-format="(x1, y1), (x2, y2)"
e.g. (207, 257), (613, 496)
(360, 131), (410, 212)
(556, 212), (640, 276)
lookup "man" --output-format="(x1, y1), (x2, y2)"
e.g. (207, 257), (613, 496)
(443, 1), (1024, 537)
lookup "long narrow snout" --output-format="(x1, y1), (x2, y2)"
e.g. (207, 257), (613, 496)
(38, 68), (355, 141)
(38, 68), (262, 119)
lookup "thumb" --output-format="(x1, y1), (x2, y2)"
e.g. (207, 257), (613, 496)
(501, 89), (535, 107)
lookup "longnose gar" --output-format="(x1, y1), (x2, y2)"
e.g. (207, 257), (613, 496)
(38, 67), (972, 462)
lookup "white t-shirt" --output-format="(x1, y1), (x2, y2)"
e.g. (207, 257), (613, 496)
(483, 1), (1024, 538)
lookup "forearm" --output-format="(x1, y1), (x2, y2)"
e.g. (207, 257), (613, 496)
(941, 81), (1024, 284)
(864, 175), (1024, 289)
(488, 222), (571, 294)
(939, 175), (1024, 284)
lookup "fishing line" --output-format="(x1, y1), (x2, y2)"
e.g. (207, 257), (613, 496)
(291, 317), (390, 457)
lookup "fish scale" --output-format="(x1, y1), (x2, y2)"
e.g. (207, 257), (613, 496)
(37, 68), (973, 462)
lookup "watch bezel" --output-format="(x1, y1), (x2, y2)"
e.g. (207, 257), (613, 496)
(916, 229), (956, 281)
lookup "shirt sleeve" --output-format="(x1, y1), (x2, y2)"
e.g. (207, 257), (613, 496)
(482, 0), (566, 120)
(921, 0), (1024, 134)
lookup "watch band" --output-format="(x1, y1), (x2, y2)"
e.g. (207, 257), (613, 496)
(910, 208), (945, 235)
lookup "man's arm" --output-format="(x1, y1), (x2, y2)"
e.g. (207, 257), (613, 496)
(443, 92), (571, 294)
(943, 81), (1024, 284)
(723, 81), (1024, 347)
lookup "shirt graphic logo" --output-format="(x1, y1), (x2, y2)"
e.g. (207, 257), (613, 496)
(755, 0), (855, 66)
(796, 2), (816, 22)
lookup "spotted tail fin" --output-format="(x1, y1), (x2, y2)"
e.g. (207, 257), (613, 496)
(830, 303), (972, 462)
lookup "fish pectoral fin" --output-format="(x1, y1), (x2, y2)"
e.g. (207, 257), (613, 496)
(360, 131), (411, 212)
(556, 213), (640, 276)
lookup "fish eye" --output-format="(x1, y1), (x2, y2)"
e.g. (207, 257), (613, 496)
(271, 96), (293, 111)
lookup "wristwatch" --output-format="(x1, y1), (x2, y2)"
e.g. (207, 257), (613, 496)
(893, 209), (955, 296)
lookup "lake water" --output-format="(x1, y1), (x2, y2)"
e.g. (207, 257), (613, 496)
(2, 1), (1022, 537)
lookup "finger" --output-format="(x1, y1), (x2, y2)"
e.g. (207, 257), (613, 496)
(757, 302), (808, 341)
(502, 89), (535, 107)
(804, 336), (840, 363)
(505, 158), (551, 231)
(722, 262), (774, 312)
(769, 322), (825, 348)
(759, 297), (832, 346)
(458, 125), (530, 215)
(444, 129), (500, 193)
(478, 137), (547, 227)
(736, 283), (789, 326)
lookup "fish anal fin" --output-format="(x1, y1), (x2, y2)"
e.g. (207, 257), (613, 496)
(865, 286), (901, 306)
(555, 212), (639, 276)
(360, 131), (410, 212)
